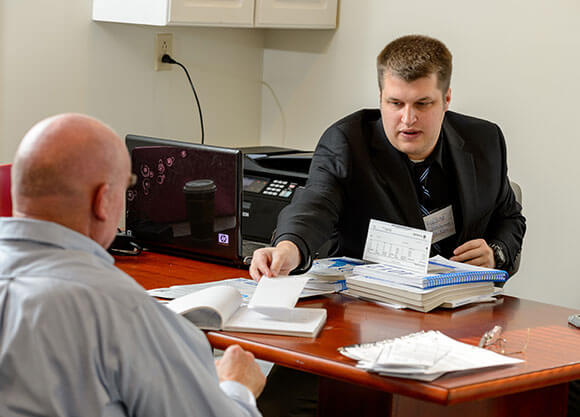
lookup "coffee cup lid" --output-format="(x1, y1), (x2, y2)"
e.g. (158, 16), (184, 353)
(183, 179), (217, 193)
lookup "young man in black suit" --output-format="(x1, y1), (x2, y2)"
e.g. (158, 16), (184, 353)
(250, 34), (525, 283)
(251, 34), (527, 417)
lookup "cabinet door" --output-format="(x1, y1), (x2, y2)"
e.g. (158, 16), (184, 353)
(93, 0), (169, 25)
(169, 0), (255, 27)
(255, 0), (337, 28)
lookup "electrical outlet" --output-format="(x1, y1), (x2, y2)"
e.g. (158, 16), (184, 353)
(155, 33), (173, 71)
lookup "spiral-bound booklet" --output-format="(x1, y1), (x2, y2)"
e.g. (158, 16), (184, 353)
(353, 255), (508, 289)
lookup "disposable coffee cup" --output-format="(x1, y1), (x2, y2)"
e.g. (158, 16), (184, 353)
(183, 179), (217, 241)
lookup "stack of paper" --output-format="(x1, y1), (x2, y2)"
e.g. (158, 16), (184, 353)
(340, 220), (506, 312)
(303, 277), (347, 293)
(344, 255), (504, 312)
(344, 278), (497, 313)
(301, 256), (367, 294)
(149, 278), (258, 301)
(308, 257), (368, 277)
(149, 257), (365, 302)
(339, 330), (524, 381)
(148, 277), (339, 301)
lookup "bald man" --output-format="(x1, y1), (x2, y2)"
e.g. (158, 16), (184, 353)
(0, 114), (265, 417)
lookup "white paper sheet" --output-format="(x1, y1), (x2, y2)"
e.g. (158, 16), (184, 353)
(362, 219), (432, 274)
(248, 276), (310, 319)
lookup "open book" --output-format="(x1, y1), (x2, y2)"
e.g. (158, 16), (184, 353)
(167, 285), (327, 337)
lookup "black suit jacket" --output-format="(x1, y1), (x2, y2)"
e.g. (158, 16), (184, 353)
(274, 109), (526, 276)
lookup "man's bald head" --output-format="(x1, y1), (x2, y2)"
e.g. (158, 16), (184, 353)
(12, 114), (130, 248)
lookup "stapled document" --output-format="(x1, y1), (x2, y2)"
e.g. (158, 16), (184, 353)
(339, 330), (524, 381)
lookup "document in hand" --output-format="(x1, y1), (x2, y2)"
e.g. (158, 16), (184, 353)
(339, 330), (524, 381)
(166, 278), (327, 337)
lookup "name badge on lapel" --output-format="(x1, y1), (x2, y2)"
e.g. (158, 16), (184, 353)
(423, 205), (456, 244)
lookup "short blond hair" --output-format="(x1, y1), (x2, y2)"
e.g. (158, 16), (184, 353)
(377, 35), (452, 94)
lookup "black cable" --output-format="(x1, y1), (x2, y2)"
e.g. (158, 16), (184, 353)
(162, 54), (205, 145)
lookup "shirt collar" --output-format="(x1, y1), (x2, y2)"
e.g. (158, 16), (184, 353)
(0, 217), (114, 264)
(428, 132), (445, 168)
(396, 130), (446, 170)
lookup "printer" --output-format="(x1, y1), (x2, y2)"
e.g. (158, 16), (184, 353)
(239, 146), (313, 244)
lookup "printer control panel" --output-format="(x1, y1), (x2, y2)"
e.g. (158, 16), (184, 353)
(240, 147), (312, 243)
(243, 176), (298, 199)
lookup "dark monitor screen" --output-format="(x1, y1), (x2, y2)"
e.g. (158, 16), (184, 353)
(124, 134), (243, 263)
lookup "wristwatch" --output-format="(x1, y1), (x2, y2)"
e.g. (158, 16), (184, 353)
(489, 242), (507, 269)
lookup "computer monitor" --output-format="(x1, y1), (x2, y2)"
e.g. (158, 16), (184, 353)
(124, 134), (245, 265)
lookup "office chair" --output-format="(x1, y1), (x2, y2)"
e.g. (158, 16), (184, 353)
(508, 180), (523, 277)
(0, 164), (12, 217)
(510, 180), (522, 206)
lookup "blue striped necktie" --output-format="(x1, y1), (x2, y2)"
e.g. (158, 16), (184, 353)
(416, 163), (441, 255)
(418, 165), (431, 217)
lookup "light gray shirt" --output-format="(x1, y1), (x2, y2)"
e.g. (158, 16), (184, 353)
(0, 218), (261, 417)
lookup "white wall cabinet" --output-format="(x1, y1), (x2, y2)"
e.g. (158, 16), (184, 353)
(92, 0), (337, 29)
(255, 0), (337, 28)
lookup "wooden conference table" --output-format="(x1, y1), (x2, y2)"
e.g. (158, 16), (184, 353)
(115, 251), (580, 417)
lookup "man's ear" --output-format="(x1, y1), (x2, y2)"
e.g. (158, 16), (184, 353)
(444, 88), (452, 111)
(92, 183), (110, 221)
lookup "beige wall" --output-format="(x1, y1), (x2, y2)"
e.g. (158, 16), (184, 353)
(0, 1), (265, 164)
(261, 1), (580, 309)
